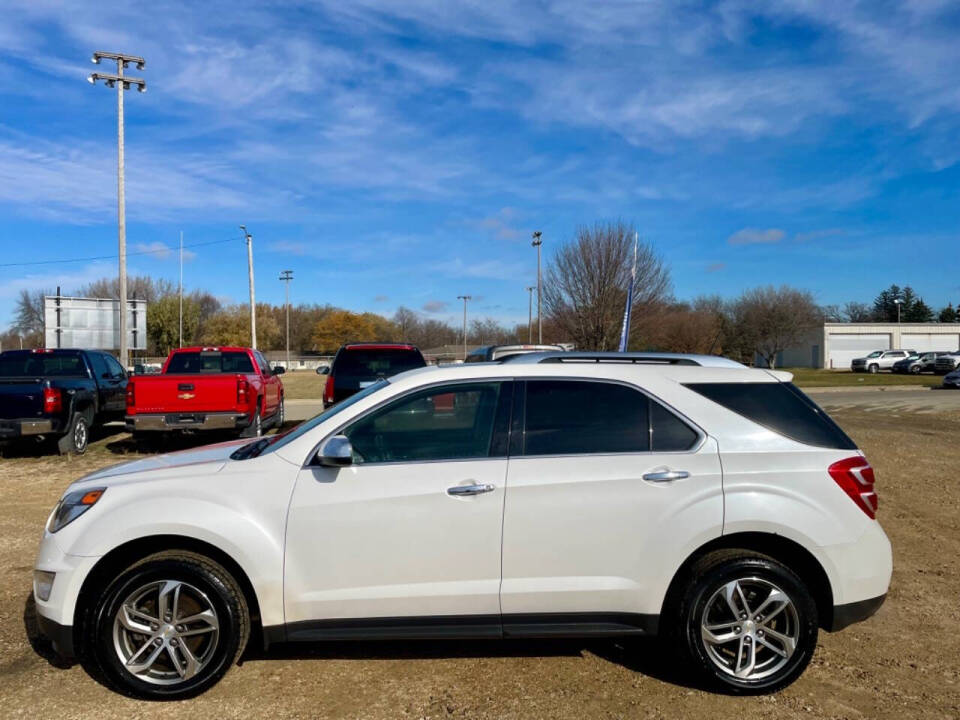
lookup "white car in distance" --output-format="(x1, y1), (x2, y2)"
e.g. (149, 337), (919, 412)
(34, 352), (891, 699)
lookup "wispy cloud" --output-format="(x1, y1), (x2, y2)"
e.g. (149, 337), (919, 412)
(728, 228), (786, 246)
(422, 300), (448, 313)
(706, 262), (726, 273)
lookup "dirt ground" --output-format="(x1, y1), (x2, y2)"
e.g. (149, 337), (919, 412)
(1, 409), (959, 719)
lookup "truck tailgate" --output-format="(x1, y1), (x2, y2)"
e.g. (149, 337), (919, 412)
(0, 379), (45, 419)
(130, 374), (241, 414)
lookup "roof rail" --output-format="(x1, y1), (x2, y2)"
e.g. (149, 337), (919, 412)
(501, 351), (745, 368)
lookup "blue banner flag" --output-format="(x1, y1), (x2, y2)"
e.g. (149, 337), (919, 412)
(618, 233), (638, 352)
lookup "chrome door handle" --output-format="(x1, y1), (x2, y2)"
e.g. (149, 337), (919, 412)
(642, 470), (690, 483)
(447, 483), (495, 496)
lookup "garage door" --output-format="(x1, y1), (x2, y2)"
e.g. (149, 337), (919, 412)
(902, 334), (960, 353)
(827, 334), (890, 369)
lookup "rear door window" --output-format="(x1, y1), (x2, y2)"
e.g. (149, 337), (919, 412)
(684, 382), (856, 450)
(523, 380), (650, 455)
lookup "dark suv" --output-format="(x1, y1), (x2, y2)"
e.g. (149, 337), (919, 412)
(321, 343), (426, 407)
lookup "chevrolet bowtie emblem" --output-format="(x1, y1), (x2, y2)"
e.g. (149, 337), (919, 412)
(178, 392), (195, 400)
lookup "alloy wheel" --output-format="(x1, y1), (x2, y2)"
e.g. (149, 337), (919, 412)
(74, 418), (88, 451)
(699, 577), (799, 681)
(112, 580), (220, 685)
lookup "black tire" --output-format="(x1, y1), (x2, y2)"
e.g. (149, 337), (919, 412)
(241, 400), (263, 438)
(83, 551), (249, 700)
(909, 365), (921, 374)
(868, 364), (879, 374)
(669, 550), (818, 694)
(274, 396), (285, 429)
(58, 412), (90, 455)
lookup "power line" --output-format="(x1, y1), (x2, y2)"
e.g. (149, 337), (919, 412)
(0, 237), (235, 268)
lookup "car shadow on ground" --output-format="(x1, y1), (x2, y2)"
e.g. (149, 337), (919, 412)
(241, 636), (705, 691)
(24, 593), (704, 693)
(0, 423), (127, 459)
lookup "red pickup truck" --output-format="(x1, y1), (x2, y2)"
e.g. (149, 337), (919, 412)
(125, 346), (284, 438)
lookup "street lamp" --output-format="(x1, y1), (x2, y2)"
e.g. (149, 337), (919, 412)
(240, 225), (256, 348)
(457, 295), (471, 360)
(279, 270), (294, 370)
(87, 50), (147, 369)
(526, 286), (536, 343)
(894, 298), (904, 324)
(531, 231), (543, 343)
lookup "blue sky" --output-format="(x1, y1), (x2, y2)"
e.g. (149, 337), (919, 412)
(2, 1), (960, 329)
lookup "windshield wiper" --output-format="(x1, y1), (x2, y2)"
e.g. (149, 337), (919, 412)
(230, 437), (271, 460)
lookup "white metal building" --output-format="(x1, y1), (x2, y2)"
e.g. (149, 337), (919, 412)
(778, 323), (960, 369)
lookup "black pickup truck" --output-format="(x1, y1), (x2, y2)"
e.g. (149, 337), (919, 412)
(0, 349), (128, 454)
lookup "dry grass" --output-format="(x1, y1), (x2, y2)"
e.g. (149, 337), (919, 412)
(1, 410), (959, 718)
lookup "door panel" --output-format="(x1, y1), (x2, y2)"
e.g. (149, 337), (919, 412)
(285, 459), (507, 622)
(500, 442), (723, 617)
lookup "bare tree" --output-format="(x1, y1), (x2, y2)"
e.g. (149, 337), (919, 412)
(731, 286), (823, 368)
(393, 306), (418, 341)
(842, 301), (873, 323)
(12, 289), (48, 346)
(543, 221), (671, 350)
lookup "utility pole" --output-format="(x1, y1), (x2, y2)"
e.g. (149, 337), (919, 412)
(457, 295), (471, 360)
(240, 225), (256, 349)
(526, 286), (536, 343)
(279, 270), (294, 370)
(531, 231), (543, 343)
(178, 230), (183, 348)
(88, 51), (146, 369)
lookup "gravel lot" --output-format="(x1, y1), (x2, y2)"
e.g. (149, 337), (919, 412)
(2, 408), (959, 719)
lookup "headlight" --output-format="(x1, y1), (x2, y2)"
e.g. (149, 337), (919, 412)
(47, 488), (106, 533)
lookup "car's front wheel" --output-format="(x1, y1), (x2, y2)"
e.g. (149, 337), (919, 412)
(86, 551), (249, 699)
(673, 550), (818, 694)
(868, 364), (879, 374)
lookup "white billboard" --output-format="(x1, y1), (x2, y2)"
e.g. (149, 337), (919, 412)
(43, 295), (147, 350)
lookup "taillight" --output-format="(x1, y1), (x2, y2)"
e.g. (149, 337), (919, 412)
(125, 381), (135, 410)
(829, 456), (878, 519)
(237, 377), (249, 405)
(42, 386), (62, 414)
(324, 375), (334, 404)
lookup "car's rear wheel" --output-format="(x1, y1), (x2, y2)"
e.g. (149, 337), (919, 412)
(910, 365), (921, 374)
(672, 551), (818, 694)
(86, 551), (249, 700)
(241, 400), (263, 438)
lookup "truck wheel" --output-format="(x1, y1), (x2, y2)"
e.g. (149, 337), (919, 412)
(275, 397), (285, 429)
(909, 365), (921, 374)
(58, 413), (89, 455)
(868, 364), (879, 374)
(241, 401), (262, 438)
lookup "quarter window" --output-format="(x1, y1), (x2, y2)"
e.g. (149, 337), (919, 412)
(650, 399), (699, 451)
(344, 382), (504, 464)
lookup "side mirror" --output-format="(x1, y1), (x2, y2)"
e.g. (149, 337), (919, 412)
(317, 366), (330, 375)
(316, 435), (353, 467)
(273, 365), (286, 375)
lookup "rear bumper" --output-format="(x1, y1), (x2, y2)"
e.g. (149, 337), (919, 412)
(829, 594), (886, 632)
(126, 412), (249, 432)
(0, 418), (57, 439)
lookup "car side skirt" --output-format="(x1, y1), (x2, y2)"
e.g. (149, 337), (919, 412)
(828, 593), (886, 632)
(263, 612), (659, 648)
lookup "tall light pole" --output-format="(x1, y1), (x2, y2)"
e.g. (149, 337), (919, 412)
(88, 51), (146, 369)
(457, 295), (471, 360)
(894, 297), (903, 324)
(240, 225), (256, 349)
(279, 270), (294, 370)
(178, 230), (184, 348)
(531, 231), (543, 343)
(526, 286), (536, 343)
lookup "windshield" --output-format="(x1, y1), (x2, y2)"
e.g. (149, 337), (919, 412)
(0, 351), (88, 377)
(258, 379), (390, 456)
(866, 351), (883, 358)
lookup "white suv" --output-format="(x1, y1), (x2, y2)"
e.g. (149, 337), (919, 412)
(33, 352), (891, 699)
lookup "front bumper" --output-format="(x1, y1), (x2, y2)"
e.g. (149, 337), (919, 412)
(942, 376), (960, 388)
(0, 418), (57, 439)
(126, 411), (249, 432)
(36, 613), (74, 658)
